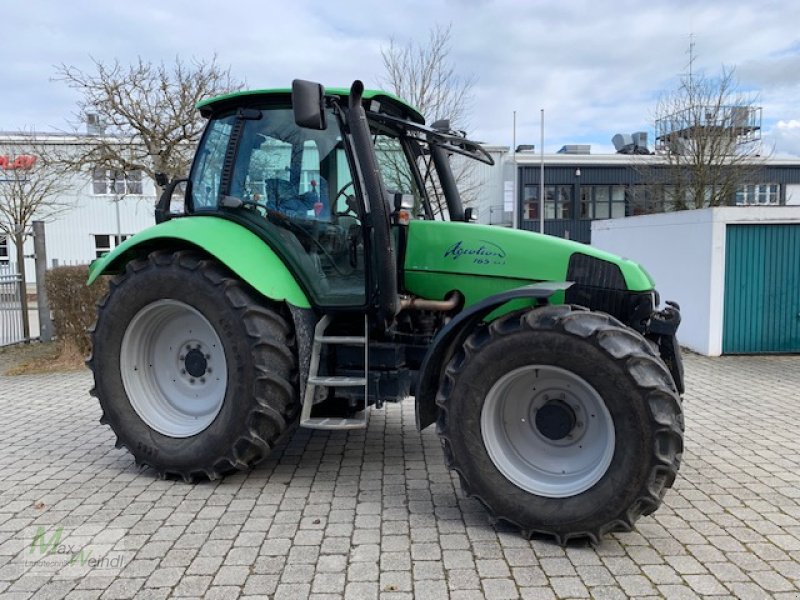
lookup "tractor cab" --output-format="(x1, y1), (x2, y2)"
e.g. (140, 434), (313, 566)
(156, 80), (492, 319)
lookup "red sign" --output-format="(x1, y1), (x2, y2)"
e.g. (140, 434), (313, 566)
(0, 155), (37, 170)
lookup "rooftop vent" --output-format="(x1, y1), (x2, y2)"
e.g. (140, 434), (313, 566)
(515, 144), (535, 152)
(613, 131), (651, 154)
(557, 144), (591, 155)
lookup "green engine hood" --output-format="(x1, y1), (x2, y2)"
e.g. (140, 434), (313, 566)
(403, 221), (654, 307)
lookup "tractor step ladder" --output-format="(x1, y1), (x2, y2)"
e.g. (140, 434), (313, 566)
(300, 314), (369, 430)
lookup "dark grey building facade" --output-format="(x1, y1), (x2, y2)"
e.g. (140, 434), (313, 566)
(514, 155), (800, 243)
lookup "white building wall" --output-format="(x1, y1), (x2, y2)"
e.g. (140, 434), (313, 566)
(786, 183), (800, 205)
(592, 210), (718, 355)
(592, 206), (800, 356)
(44, 181), (156, 268)
(455, 146), (509, 226)
(11, 173), (156, 284)
(1, 134), (159, 284)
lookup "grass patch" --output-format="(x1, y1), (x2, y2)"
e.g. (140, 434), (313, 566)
(0, 340), (86, 376)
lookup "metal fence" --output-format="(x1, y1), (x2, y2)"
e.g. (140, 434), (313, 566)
(0, 264), (24, 347)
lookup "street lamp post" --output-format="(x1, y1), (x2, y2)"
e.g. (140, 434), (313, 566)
(539, 109), (545, 235)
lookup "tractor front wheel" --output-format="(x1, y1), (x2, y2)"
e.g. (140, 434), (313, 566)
(436, 305), (683, 544)
(89, 250), (299, 480)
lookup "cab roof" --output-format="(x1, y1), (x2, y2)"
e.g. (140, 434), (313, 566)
(196, 87), (425, 125)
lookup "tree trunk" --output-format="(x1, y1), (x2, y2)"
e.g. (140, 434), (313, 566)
(14, 232), (30, 341)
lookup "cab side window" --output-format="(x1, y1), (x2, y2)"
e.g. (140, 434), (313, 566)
(190, 115), (236, 210)
(231, 108), (366, 306)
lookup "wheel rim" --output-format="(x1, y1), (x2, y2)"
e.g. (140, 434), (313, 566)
(120, 300), (228, 438)
(481, 364), (615, 498)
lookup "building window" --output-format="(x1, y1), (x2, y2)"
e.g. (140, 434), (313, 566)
(92, 169), (143, 195)
(735, 184), (779, 205)
(627, 186), (666, 215)
(93, 234), (130, 258)
(0, 236), (9, 264)
(580, 186), (626, 219)
(523, 184), (572, 220)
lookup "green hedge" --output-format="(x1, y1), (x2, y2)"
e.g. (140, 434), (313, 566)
(45, 266), (108, 355)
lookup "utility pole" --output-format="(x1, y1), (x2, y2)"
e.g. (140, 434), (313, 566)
(511, 111), (517, 229)
(539, 109), (545, 236)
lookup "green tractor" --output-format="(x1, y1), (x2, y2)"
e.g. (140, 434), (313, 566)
(88, 80), (683, 544)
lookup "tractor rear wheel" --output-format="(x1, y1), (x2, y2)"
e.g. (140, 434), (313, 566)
(89, 250), (299, 480)
(436, 305), (683, 544)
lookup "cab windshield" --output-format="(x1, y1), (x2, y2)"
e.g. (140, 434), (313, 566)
(368, 111), (494, 221)
(370, 127), (431, 220)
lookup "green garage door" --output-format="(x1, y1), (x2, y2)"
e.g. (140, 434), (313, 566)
(723, 224), (800, 353)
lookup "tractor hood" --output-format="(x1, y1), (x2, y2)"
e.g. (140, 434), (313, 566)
(403, 220), (654, 307)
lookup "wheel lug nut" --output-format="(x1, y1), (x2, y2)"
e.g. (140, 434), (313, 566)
(179, 355), (185, 360)
(207, 368), (213, 374)
(180, 369), (186, 375)
(200, 377), (206, 384)
(190, 378), (195, 384)
(205, 354), (211, 360)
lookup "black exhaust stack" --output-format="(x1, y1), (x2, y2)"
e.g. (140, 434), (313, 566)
(346, 81), (399, 326)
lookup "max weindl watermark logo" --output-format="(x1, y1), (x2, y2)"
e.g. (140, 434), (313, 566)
(24, 525), (127, 575)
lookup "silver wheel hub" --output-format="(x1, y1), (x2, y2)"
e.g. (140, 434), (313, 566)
(120, 300), (228, 438)
(481, 365), (615, 498)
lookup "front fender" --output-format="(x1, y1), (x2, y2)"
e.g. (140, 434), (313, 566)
(415, 282), (572, 431)
(87, 216), (311, 309)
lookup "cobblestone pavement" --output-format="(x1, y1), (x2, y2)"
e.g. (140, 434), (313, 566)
(0, 353), (799, 599)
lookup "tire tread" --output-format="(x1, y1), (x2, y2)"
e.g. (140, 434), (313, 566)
(89, 250), (298, 481)
(435, 305), (683, 545)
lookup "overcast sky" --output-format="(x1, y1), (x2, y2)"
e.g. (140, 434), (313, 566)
(2, 0), (800, 155)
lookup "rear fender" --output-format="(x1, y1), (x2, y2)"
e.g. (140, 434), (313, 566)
(415, 282), (572, 430)
(87, 216), (311, 309)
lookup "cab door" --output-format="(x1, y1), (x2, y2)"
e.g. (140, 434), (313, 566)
(227, 107), (367, 308)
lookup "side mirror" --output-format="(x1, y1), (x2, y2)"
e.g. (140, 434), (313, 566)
(464, 207), (478, 222)
(292, 79), (326, 130)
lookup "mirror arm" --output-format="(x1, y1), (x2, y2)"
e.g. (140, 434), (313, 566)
(155, 177), (189, 224)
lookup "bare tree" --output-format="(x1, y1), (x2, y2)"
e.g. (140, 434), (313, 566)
(644, 66), (765, 210)
(379, 25), (481, 215)
(54, 56), (242, 192)
(380, 24), (474, 129)
(0, 134), (72, 338)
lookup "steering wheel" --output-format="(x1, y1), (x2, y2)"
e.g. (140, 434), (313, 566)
(334, 182), (358, 216)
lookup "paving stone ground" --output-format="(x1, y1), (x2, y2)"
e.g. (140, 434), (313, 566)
(0, 353), (799, 599)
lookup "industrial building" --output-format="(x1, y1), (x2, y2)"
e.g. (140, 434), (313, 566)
(508, 148), (800, 243)
(0, 132), (157, 282)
